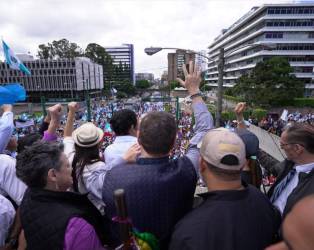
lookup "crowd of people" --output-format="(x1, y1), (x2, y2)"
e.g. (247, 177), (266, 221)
(259, 112), (314, 136)
(1, 62), (314, 250)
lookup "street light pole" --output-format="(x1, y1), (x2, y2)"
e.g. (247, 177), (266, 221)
(216, 48), (224, 127)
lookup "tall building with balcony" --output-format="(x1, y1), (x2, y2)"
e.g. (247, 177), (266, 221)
(0, 57), (104, 102)
(206, 3), (314, 96)
(103, 44), (135, 85)
(168, 50), (196, 82)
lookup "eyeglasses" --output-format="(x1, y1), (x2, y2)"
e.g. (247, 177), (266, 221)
(280, 142), (304, 148)
(280, 143), (291, 148)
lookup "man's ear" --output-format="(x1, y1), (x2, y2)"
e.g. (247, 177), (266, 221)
(295, 144), (305, 155)
(47, 168), (57, 183)
(199, 157), (207, 173)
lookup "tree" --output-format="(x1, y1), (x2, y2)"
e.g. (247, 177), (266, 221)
(136, 80), (151, 89)
(114, 80), (136, 97)
(233, 57), (304, 107)
(169, 80), (180, 90)
(37, 39), (83, 59)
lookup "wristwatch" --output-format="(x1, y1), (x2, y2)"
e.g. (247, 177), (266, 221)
(189, 92), (202, 99)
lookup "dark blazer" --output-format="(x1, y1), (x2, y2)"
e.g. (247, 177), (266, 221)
(267, 159), (314, 218)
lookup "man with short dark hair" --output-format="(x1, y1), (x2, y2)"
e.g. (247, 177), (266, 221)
(268, 123), (314, 218)
(169, 128), (278, 250)
(102, 62), (213, 248)
(104, 109), (138, 163)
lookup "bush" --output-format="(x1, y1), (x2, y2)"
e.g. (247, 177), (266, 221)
(252, 108), (267, 121)
(294, 98), (314, 108)
(223, 95), (243, 103)
(221, 111), (236, 121)
(275, 98), (314, 108)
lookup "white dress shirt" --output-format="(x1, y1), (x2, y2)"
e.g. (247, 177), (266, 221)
(0, 111), (14, 153)
(274, 162), (314, 214)
(0, 194), (15, 246)
(0, 154), (27, 206)
(104, 135), (137, 163)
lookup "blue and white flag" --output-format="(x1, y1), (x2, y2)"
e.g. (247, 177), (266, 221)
(2, 40), (31, 75)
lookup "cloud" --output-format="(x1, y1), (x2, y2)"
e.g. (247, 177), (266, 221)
(0, 0), (291, 77)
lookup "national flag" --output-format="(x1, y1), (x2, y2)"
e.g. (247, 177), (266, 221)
(2, 40), (31, 75)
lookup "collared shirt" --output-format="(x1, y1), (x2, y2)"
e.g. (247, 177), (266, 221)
(274, 162), (314, 214)
(0, 194), (15, 246)
(0, 111), (14, 153)
(104, 135), (137, 163)
(0, 154), (27, 205)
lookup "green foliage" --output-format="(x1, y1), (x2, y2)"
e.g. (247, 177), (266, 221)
(224, 88), (234, 96)
(37, 39), (83, 59)
(233, 57), (304, 107)
(116, 91), (127, 99)
(169, 80), (181, 90)
(252, 108), (267, 120)
(136, 80), (151, 89)
(164, 103), (171, 113)
(223, 95), (243, 103)
(221, 111), (236, 121)
(294, 98), (314, 107)
(114, 80), (136, 96)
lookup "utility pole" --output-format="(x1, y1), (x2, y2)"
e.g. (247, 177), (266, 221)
(215, 48), (224, 127)
(176, 96), (180, 121)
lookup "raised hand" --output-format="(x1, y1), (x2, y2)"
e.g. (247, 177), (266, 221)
(176, 60), (201, 96)
(47, 103), (62, 121)
(123, 143), (141, 163)
(68, 102), (79, 113)
(234, 102), (246, 116)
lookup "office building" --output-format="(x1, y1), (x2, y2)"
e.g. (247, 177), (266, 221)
(168, 50), (195, 82)
(195, 50), (207, 72)
(0, 57), (104, 102)
(206, 3), (314, 96)
(103, 44), (135, 85)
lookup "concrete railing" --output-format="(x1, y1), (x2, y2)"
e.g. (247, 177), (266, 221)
(248, 124), (286, 162)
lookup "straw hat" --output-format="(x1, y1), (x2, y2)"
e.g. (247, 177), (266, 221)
(72, 122), (104, 148)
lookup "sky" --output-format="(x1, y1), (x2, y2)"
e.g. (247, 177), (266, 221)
(0, 0), (310, 78)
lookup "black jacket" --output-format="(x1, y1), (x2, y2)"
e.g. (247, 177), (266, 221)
(267, 159), (314, 218)
(20, 188), (107, 250)
(169, 184), (278, 250)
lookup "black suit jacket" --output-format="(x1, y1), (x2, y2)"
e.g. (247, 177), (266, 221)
(267, 159), (314, 218)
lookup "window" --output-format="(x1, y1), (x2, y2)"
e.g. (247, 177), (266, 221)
(265, 32), (283, 39)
